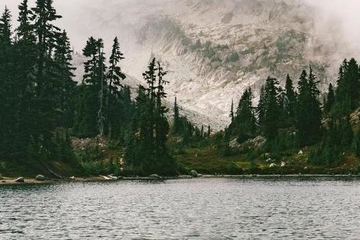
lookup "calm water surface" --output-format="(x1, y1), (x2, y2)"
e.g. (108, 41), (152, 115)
(1, 178), (360, 239)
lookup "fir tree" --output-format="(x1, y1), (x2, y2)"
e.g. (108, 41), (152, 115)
(106, 37), (126, 138)
(284, 74), (297, 126)
(229, 88), (256, 142)
(262, 76), (281, 141)
(335, 58), (360, 114)
(0, 6), (12, 46)
(125, 58), (175, 175)
(173, 97), (181, 134)
(296, 68), (322, 146)
(324, 83), (335, 115)
(74, 37), (106, 137)
(16, 0), (34, 42)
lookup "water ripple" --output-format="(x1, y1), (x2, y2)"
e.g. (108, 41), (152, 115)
(1, 178), (360, 239)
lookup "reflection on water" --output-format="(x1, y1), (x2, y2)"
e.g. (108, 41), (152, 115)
(1, 178), (360, 239)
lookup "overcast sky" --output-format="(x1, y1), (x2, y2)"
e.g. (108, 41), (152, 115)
(2, 0), (360, 53)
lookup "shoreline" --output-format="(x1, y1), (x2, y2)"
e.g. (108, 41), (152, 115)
(1, 174), (360, 186)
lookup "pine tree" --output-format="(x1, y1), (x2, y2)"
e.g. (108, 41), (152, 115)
(229, 88), (256, 142)
(53, 30), (76, 128)
(0, 6), (13, 157)
(284, 74), (297, 126)
(262, 76), (281, 141)
(16, 0), (34, 42)
(27, 0), (64, 159)
(296, 68), (322, 146)
(106, 37), (126, 138)
(257, 85), (266, 127)
(324, 83), (335, 115)
(335, 59), (360, 114)
(74, 37), (106, 137)
(230, 99), (234, 121)
(173, 97), (181, 134)
(125, 58), (175, 175)
(0, 6), (12, 46)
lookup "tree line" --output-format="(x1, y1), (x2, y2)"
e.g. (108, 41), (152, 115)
(227, 59), (360, 166)
(1, 1), (360, 175)
(0, 1), (176, 175)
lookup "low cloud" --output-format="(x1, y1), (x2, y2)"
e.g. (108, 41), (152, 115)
(2, 0), (360, 58)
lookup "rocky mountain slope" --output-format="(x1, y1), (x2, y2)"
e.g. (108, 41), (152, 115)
(72, 0), (359, 130)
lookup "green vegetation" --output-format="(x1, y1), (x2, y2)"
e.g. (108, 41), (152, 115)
(1, 1), (360, 178)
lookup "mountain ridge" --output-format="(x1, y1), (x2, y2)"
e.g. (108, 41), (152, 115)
(71, 0), (358, 130)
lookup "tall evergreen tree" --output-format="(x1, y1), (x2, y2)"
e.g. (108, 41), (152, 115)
(74, 37), (106, 137)
(262, 76), (281, 141)
(335, 58), (360, 114)
(228, 88), (256, 141)
(284, 74), (297, 126)
(125, 58), (175, 175)
(0, 6), (13, 157)
(296, 68), (322, 146)
(324, 83), (335, 115)
(53, 30), (76, 128)
(0, 6), (12, 46)
(173, 97), (181, 134)
(106, 37), (126, 138)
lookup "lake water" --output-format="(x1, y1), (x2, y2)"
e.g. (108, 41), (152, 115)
(1, 177), (360, 239)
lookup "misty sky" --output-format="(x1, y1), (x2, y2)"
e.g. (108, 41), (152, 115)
(2, 0), (360, 54)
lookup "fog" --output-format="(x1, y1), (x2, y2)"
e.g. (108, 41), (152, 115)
(305, 0), (360, 55)
(2, 0), (360, 54)
(1, 0), (146, 52)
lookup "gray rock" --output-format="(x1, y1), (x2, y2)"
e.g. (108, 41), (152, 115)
(269, 163), (277, 168)
(190, 170), (198, 177)
(107, 174), (118, 180)
(35, 174), (45, 181)
(149, 174), (161, 179)
(15, 177), (24, 183)
(229, 138), (241, 148)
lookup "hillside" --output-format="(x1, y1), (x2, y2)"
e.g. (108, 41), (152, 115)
(70, 0), (358, 130)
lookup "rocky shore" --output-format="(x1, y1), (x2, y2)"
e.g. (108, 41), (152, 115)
(1, 173), (360, 186)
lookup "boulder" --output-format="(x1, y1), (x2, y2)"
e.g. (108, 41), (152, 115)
(229, 138), (241, 148)
(149, 174), (161, 179)
(15, 177), (25, 183)
(190, 170), (198, 177)
(107, 174), (118, 180)
(35, 174), (45, 181)
(269, 163), (277, 168)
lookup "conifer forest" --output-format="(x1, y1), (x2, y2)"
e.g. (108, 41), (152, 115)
(1, 0), (360, 177)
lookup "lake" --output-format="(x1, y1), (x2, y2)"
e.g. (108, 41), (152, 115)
(1, 177), (360, 239)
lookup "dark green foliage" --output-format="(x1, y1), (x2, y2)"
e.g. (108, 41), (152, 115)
(352, 132), (360, 157)
(334, 59), (360, 115)
(228, 88), (256, 140)
(296, 68), (322, 146)
(283, 74), (297, 126)
(125, 59), (176, 175)
(74, 37), (106, 137)
(105, 37), (126, 138)
(260, 77), (281, 141)
(173, 97), (182, 134)
(324, 83), (335, 115)
(0, 6), (12, 46)
(0, 1), (77, 161)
